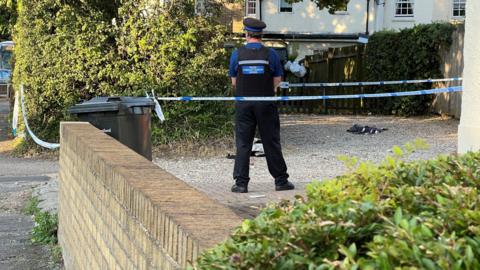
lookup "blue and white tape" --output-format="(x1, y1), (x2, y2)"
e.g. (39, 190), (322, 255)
(13, 81), (464, 147)
(20, 85), (60, 149)
(12, 90), (19, 136)
(146, 90), (165, 122)
(155, 86), (463, 102)
(280, 77), (462, 88)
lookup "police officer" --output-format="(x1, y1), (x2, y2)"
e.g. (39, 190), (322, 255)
(229, 17), (294, 193)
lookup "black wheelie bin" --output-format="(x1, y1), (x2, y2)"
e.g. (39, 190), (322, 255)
(69, 96), (155, 160)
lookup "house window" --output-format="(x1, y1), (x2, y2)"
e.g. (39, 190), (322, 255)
(279, 0), (292, 13)
(246, 0), (256, 16)
(453, 0), (466, 17)
(395, 0), (414, 17)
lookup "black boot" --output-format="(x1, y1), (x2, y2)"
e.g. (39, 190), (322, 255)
(275, 181), (295, 191)
(231, 184), (248, 193)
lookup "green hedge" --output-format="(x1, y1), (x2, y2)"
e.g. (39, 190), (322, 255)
(365, 23), (456, 116)
(13, 0), (233, 145)
(193, 142), (480, 269)
(0, 0), (16, 40)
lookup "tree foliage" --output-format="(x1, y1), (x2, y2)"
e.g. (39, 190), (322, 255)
(0, 0), (17, 40)
(13, 0), (233, 145)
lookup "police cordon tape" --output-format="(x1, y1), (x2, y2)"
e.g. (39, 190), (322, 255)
(146, 90), (166, 122)
(280, 77), (463, 88)
(12, 90), (19, 136)
(20, 85), (60, 149)
(154, 86), (463, 102)
(14, 81), (463, 150)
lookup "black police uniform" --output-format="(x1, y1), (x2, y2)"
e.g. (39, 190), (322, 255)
(232, 22), (291, 192)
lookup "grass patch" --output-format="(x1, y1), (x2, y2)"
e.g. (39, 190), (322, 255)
(11, 138), (59, 159)
(154, 135), (234, 158)
(23, 195), (39, 215)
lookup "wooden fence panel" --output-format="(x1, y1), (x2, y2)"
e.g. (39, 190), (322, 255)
(280, 45), (368, 114)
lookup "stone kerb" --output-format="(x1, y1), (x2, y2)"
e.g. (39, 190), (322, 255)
(59, 122), (243, 269)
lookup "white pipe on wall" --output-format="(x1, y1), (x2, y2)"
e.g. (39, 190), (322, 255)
(374, 0), (385, 32)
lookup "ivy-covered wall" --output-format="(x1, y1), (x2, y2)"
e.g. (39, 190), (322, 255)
(365, 23), (456, 116)
(13, 0), (233, 145)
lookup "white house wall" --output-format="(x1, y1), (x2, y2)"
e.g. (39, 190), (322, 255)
(381, 0), (433, 30)
(250, 0), (466, 59)
(432, 0), (467, 22)
(256, 0), (466, 34)
(261, 0), (375, 34)
(432, 0), (452, 21)
(380, 0), (465, 31)
(257, 0), (454, 58)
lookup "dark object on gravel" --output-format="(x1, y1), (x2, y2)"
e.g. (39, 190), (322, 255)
(226, 138), (265, 159)
(347, 124), (388, 135)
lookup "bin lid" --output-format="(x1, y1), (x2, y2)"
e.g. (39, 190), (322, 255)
(118, 97), (155, 109)
(69, 96), (155, 114)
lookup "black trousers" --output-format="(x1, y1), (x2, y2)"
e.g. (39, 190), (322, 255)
(233, 101), (289, 186)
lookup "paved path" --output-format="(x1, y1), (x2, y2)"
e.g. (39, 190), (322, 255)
(0, 98), (59, 270)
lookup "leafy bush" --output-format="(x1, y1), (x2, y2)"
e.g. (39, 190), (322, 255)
(192, 141), (480, 269)
(32, 211), (58, 245)
(365, 23), (456, 116)
(115, 1), (234, 144)
(0, 0), (16, 40)
(23, 195), (58, 245)
(13, 0), (233, 146)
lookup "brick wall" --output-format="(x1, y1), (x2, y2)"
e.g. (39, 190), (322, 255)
(58, 122), (243, 269)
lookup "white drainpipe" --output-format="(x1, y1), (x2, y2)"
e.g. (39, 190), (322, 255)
(374, 0), (385, 32)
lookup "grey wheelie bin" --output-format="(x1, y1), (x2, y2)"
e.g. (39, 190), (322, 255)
(69, 97), (155, 160)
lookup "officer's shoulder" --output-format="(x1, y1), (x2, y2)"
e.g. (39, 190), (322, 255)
(230, 48), (239, 58)
(267, 47), (280, 58)
(267, 47), (278, 53)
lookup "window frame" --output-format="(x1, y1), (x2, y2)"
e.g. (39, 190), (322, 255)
(246, 0), (257, 17)
(394, 0), (414, 17)
(452, 0), (466, 18)
(278, 0), (293, 13)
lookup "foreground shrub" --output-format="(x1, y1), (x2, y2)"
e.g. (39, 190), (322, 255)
(193, 141), (480, 269)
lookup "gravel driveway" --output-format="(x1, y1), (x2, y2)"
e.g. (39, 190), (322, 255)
(154, 115), (458, 218)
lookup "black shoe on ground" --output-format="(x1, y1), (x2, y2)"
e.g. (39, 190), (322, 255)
(231, 184), (248, 193)
(275, 181), (295, 191)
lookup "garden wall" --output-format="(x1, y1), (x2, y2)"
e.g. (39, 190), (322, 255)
(58, 122), (242, 269)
